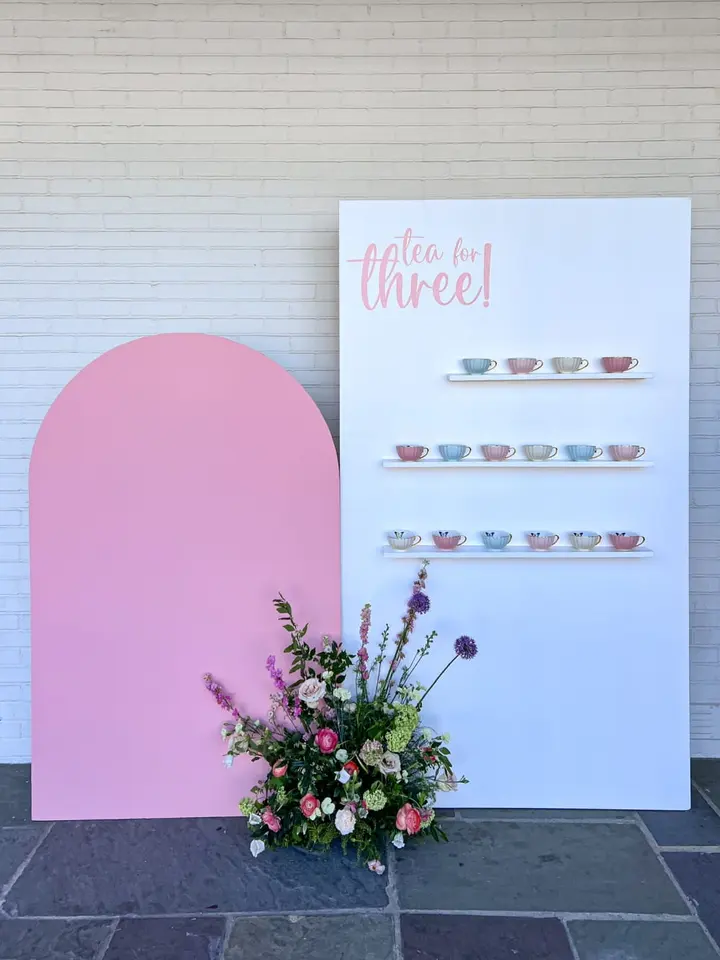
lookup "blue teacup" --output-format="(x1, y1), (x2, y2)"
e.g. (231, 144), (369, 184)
(462, 358), (497, 375)
(566, 444), (603, 462)
(481, 530), (512, 550)
(439, 444), (471, 461)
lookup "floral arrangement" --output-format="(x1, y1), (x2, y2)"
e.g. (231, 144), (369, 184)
(203, 562), (477, 873)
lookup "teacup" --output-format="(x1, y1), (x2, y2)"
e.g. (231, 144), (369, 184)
(432, 530), (467, 551)
(566, 444), (603, 461)
(396, 444), (429, 462)
(524, 444), (558, 461)
(439, 444), (471, 461)
(608, 531), (646, 551)
(526, 531), (559, 551)
(481, 530), (512, 550)
(508, 358), (543, 374)
(553, 356), (589, 374)
(602, 357), (639, 373)
(569, 531), (602, 551)
(609, 444), (645, 461)
(462, 358), (497, 375)
(481, 444), (516, 462)
(387, 531), (421, 551)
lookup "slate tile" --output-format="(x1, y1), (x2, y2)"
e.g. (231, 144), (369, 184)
(0, 826), (45, 890)
(395, 821), (689, 914)
(692, 760), (720, 809)
(0, 764), (31, 826)
(401, 915), (574, 960)
(641, 788), (720, 846)
(104, 917), (225, 960)
(454, 807), (631, 821)
(0, 918), (114, 960)
(664, 852), (720, 945)
(226, 915), (394, 960)
(3, 819), (388, 916)
(567, 919), (719, 960)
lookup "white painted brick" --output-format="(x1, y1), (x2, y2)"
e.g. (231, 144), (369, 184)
(0, 0), (719, 761)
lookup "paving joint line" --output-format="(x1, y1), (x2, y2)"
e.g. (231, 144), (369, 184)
(385, 844), (403, 960)
(692, 779), (720, 821)
(399, 909), (696, 921)
(0, 822), (53, 915)
(94, 917), (119, 960)
(452, 815), (637, 825)
(632, 811), (720, 958)
(560, 917), (582, 960)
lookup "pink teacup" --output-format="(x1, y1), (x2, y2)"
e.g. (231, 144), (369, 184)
(432, 530), (467, 551)
(396, 445), (429, 462)
(481, 444), (516, 461)
(609, 444), (645, 461)
(608, 531), (646, 551)
(602, 357), (639, 373)
(508, 358), (543, 374)
(526, 531), (559, 551)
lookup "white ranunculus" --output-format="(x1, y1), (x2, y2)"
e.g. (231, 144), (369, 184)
(335, 748), (349, 763)
(248, 813), (262, 825)
(345, 702), (357, 713)
(378, 751), (401, 776)
(321, 797), (336, 815)
(334, 687), (352, 701)
(392, 832), (405, 849)
(250, 839), (265, 858)
(335, 807), (356, 836)
(337, 769), (351, 784)
(297, 677), (327, 706)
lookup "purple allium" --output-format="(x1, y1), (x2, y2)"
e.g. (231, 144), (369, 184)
(408, 592), (430, 614)
(454, 636), (477, 660)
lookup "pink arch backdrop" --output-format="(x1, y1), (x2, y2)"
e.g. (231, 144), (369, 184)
(30, 333), (340, 820)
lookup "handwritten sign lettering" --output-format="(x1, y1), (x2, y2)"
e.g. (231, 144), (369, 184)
(347, 228), (492, 311)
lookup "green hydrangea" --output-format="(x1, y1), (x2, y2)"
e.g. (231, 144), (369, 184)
(238, 797), (256, 816)
(421, 809), (435, 828)
(364, 787), (387, 811)
(386, 705), (419, 753)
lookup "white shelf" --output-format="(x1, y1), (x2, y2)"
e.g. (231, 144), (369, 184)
(382, 458), (651, 469)
(383, 546), (653, 559)
(447, 372), (652, 382)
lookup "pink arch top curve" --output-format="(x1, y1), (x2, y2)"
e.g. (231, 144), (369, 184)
(30, 333), (340, 820)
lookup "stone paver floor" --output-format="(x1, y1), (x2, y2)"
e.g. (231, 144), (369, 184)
(3, 762), (720, 958)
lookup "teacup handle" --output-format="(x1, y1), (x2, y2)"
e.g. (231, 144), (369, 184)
(411, 535), (422, 546)
(594, 535), (603, 545)
(533, 359), (543, 371)
(460, 446), (471, 459)
(506, 534), (513, 544)
(636, 447), (645, 459)
(578, 359), (589, 370)
(549, 447), (558, 458)
(628, 358), (639, 369)
(636, 536), (646, 547)
(591, 447), (603, 459)
(506, 447), (516, 458)
(457, 536), (467, 546)
(550, 535), (560, 546)
(488, 360), (497, 370)
(419, 447), (429, 459)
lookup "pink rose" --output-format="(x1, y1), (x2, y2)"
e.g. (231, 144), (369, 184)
(300, 793), (320, 818)
(271, 759), (288, 778)
(396, 802), (422, 835)
(315, 727), (339, 754)
(261, 807), (282, 833)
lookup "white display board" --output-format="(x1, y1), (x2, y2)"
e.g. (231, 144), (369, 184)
(339, 199), (691, 810)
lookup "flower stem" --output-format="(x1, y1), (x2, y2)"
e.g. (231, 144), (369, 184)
(417, 655), (459, 708)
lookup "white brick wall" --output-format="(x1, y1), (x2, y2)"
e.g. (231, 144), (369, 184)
(0, 0), (719, 762)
